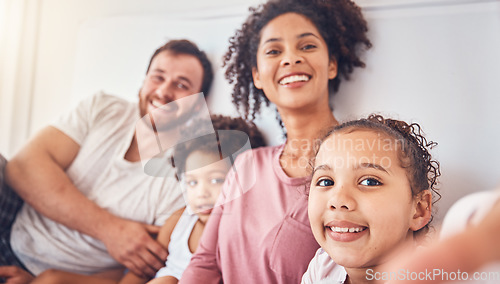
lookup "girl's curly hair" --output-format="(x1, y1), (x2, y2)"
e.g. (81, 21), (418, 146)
(223, 0), (372, 121)
(313, 114), (441, 240)
(171, 114), (266, 180)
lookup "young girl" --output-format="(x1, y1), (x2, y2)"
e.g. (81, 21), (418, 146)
(180, 0), (371, 283)
(303, 114), (440, 284)
(30, 115), (265, 284)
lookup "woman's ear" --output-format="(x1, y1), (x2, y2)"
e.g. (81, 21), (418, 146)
(328, 57), (338, 80)
(410, 190), (432, 231)
(252, 67), (263, 90)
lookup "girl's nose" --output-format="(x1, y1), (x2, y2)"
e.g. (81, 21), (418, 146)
(327, 184), (356, 211)
(195, 184), (211, 198)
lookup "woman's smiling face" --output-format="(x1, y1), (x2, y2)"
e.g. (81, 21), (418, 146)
(308, 130), (420, 269)
(252, 12), (337, 113)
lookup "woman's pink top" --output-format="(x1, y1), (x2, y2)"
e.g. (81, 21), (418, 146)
(180, 145), (319, 283)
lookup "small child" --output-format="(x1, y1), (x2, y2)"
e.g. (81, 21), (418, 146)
(302, 114), (440, 284)
(31, 114), (265, 284)
(147, 114), (265, 284)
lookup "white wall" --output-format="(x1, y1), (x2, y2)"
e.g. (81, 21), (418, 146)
(1, 0), (500, 222)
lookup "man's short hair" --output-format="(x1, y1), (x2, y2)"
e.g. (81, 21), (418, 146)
(146, 39), (213, 97)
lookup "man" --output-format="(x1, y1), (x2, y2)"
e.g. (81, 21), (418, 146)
(0, 39), (213, 281)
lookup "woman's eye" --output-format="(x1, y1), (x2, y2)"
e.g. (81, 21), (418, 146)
(316, 178), (334, 187)
(186, 180), (198, 187)
(265, 49), (280, 55)
(360, 178), (381, 186)
(301, 44), (317, 50)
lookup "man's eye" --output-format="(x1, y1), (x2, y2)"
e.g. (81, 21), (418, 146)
(360, 178), (381, 186)
(152, 76), (163, 82)
(316, 178), (334, 187)
(176, 83), (188, 90)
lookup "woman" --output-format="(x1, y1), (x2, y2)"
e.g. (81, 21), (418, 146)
(180, 0), (371, 283)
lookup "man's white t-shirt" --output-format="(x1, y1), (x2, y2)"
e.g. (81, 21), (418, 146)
(10, 92), (185, 275)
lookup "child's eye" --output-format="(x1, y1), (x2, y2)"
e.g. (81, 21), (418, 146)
(316, 178), (334, 187)
(186, 180), (198, 187)
(210, 178), (225, 185)
(360, 178), (382, 186)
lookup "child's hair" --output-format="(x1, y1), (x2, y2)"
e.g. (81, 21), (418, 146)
(171, 114), (266, 180)
(312, 114), (441, 239)
(223, 0), (372, 121)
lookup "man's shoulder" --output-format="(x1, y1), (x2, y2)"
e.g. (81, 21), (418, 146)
(90, 91), (135, 108)
(83, 91), (137, 117)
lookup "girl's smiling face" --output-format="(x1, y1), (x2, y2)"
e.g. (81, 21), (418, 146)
(252, 12), (337, 113)
(308, 130), (428, 269)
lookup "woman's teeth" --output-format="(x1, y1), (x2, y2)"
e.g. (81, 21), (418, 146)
(279, 75), (310, 85)
(329, 226), (366, 233)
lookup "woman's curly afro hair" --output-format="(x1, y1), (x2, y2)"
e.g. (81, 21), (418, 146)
(223, 0), (372, 121)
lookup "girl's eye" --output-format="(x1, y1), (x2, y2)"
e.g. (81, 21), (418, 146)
(186, 180), (198, 187)
(360, 178), (382, 186)
(210, 178), (225, 185)
(316, 178), (334, 187)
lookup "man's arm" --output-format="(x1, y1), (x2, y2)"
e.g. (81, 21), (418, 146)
(5, 126), (167, 277)
(118, 207), (185, 284)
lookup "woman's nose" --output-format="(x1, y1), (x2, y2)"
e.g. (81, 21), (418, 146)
(280, 49), (303, 67)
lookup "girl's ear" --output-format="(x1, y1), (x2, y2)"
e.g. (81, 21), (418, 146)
(328, 57), (338, 80)
(252, 67), (263, 90)
(410, 190), (432, 231)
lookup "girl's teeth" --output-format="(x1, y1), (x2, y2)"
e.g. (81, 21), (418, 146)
(329, 226), (365, 233)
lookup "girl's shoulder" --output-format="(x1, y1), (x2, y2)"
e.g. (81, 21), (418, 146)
(157, 207), (187, 246)
(302, 248), (347, 284)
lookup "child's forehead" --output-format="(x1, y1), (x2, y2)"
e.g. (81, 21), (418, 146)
(185, 151), (229, 171)
(315, 129), (402, 167)
(321, 129), (398, 150)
